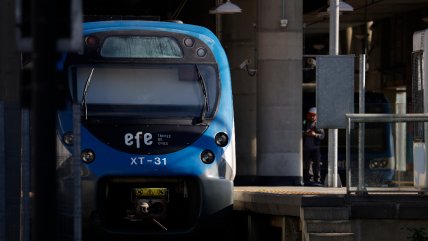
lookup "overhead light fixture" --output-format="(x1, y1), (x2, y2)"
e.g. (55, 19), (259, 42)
(318, 1), (353, 17)
(338, 1), (354, 11)
(327, 1), (354, 12)
(209, 0), (242, 14)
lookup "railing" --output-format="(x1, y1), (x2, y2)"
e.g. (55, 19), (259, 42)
(345, 113), (428, 194)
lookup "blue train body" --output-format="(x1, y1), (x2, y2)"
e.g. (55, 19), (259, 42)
(56, 20), (235, 238)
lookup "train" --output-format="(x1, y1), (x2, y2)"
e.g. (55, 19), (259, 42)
(55, 20), (236, 239)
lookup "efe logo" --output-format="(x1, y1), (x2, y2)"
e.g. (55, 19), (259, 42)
(124, 132), (153, 148)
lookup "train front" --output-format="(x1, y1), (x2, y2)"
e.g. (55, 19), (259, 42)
(56, 21), (235, 238)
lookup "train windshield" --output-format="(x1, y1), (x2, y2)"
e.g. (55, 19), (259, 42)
(100, 36), (183, 58)
(337, 124), (388, 152)
(69, 64), (219, 118)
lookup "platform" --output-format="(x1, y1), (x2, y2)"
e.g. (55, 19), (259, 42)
(232, 186), (428, 241)
(233, 186), (428, 219)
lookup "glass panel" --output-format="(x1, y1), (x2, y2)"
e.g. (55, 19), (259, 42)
(101, 36), (183, 58)
(71, 64), (218, 118)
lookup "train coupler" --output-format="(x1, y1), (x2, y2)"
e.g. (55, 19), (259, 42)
(124, 187), (169, 230)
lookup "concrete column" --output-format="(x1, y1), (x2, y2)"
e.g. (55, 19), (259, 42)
(221, 0), (258, 184)
(256, 0), (302, 184)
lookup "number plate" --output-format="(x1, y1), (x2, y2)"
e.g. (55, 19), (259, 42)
(133, 188), (168, 198)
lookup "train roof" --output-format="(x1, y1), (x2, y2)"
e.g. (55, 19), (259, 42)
(83, 20), (217, 43)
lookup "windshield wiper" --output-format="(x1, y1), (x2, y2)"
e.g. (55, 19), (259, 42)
(81, 68), (94, 120)
(195, 65), (209, 123)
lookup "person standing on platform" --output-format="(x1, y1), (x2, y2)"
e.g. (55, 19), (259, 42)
(302, 107), (325, 186)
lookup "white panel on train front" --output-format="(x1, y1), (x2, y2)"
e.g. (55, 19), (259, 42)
(413, 29), (428, 52)
(413, 142), (428, 190)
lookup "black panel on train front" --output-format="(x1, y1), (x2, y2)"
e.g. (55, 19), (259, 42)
(84, 118), (208, 155)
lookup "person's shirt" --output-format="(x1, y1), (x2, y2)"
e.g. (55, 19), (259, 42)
(303, 121), (325, 148)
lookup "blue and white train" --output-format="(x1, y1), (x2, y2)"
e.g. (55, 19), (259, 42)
(56, 20), (235, 238)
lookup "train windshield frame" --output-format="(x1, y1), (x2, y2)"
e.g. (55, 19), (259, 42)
(68, 64), (219, 119)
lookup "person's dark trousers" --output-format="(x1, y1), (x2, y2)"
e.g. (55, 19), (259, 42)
(303, 147), (321, 183)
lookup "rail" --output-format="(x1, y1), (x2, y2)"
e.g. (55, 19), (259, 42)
(345, 113), (428, 194)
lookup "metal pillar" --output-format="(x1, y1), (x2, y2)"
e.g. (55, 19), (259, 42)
(247, 214), (260, 241)
(327, 0), (339, 187)
(31, 0), (58, 239)
(215, 0), (223, 41)
(20, 110), (31, 241)
(72, 104), (82, 241)
(358, 54), (366, 191)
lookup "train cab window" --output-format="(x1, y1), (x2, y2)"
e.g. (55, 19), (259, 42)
(100, 36), (183, 58)
(69, 64), (219, 118)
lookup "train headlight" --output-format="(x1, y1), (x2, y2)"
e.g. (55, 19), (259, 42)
(369, 160), (379, 169)
(184, 37), (195, 47)
(369, 158), (389, 169)
(201, 150), (215, 164)
(196, 47), (207, 57)
(215, 132), (229, 147)
(63, 132), (74, 145)
(85, 36), (99, 49)
(81, 149), (95, 163)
